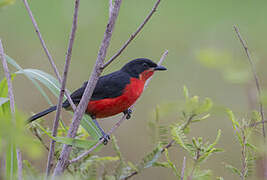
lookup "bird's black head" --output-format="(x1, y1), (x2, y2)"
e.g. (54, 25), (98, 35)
(121, 58), (167, 79)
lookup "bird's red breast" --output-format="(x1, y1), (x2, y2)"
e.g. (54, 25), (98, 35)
(86, 69), (154, 118)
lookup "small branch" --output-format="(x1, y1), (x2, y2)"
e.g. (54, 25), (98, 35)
(250, 120), (267, 127)
(46, 0), (80, 176)
(70, 50), (169, 164)
(52, 0), (123, 176)
(109, 0), (113, 18)
(0, 39), (22, 180)
(101, 0), (162, 69)
(233, 25), (265, 138)
(181, 156), (186, 180)
(22, 0), (76, 111)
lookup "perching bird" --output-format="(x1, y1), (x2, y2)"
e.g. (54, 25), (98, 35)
(28, 58), (167, 144)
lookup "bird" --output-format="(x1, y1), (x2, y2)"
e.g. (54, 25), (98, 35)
(28, 58), (167, 144)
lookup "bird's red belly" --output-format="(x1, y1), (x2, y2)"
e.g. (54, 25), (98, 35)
(86, 78), (145, 118)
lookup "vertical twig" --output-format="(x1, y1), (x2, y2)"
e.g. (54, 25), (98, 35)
(0, 39), (22, 180)
(181, 156), (186, 180)
(52, 0), (123, 176)
(109, 0), (113, 18)
(45, 0), (80, 176)
(233, 25), (265, 139)
(21, 0), (76, 111)
(102, 0), (162, 69)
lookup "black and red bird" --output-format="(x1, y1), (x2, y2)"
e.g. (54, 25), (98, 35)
(28, 58), (167, 144)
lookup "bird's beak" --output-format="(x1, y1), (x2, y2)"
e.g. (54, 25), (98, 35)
(153, 65), (167, 71)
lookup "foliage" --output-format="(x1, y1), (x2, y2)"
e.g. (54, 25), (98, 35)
(224, 109), (258, 179)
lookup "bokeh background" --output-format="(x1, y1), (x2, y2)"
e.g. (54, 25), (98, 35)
(1, 0), (267, 179)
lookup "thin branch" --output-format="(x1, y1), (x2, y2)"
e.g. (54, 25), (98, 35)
(21, 0), (76, 111)
(109, 0), (113, 18)
(46, 0), (80, 176)
(0, 39), (22, 180)
(233, 25), (265, 138)
(70, 50), (169, 164)
(101, 0), (162, 69)
(52, 0), (123, 176)
(250, 120), (267, 127)
(181, 156), (186, 180)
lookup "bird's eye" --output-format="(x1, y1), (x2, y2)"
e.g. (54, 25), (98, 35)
(142, 63), (149, 68)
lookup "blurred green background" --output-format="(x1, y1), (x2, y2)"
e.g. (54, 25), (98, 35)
(1, 0), (267, 179)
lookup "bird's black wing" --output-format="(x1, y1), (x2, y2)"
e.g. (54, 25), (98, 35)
(63, 71), (130, 108)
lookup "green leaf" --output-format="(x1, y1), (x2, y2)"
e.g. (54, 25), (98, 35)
(137, 144), (162, 171)
(171, 125), (194, 156)
(0, 74), (16, 97)
(152, 161), (170, 168)
(55, 137), (98, 149)
(6, 55), (53, 105)
(164, 149), (180, 178)
(206, 129), (222, 152)
(193, 169), (212, 180)
(5, 142), (17, 180)
(191, 114), (210, 123)
(16, 69), (61, 98)
(0, 0), (15, 8)
(224, 163), (241, 176)
(80, 115), (102, 140)
(194, 98), (213, 114)
(183, 85), (189, 100)
(0, 97), (9, 106)
(226, 109), (242, 144)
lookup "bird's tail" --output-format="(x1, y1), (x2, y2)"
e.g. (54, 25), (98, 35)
(28, 106), (57, 123)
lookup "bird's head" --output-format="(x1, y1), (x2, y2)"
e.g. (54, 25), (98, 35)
(121, 58), (167, 81)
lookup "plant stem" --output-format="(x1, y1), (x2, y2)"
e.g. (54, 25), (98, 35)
(233, 25), (265, 139)
(0, 39), (23, 180)
(46, 0), (80, 176)
(22, 0), (76, 110)
(102, 0), (162, 69)
(52, 0), (123, 176)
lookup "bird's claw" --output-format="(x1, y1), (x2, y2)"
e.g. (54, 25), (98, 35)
(124, 109), (132, 120)
(100, 134), (110, 145)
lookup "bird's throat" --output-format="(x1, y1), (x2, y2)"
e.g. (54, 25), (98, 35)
(139, 69), (154, 81)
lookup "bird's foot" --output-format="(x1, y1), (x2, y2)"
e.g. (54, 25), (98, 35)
(123, 109), (132, 120)
(99, 133), (110, 145)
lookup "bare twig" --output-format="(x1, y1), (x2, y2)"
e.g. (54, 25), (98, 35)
(181, 156), (186, 180)
(0, 39), (22, 180)
(52, 0), (123, 176)
(109, 0), (113, 18)
(70, 50), (169, 164)
(46, 0), (80, 176)
(233, 25), (265, 138)
(21, 0), (76, 111)
(101, 0), (162, 69)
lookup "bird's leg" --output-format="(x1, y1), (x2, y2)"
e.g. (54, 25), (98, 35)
(123, 109), (132, 120)
(92, 118), (110, 145)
